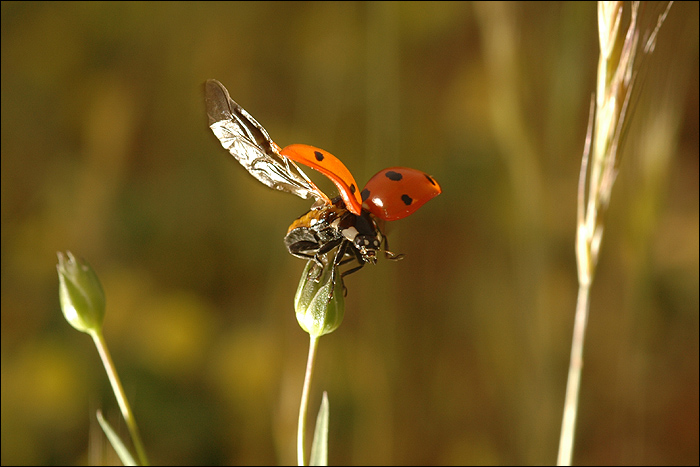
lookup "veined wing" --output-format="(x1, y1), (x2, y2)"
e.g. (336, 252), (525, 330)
(205, 79), (328, 204)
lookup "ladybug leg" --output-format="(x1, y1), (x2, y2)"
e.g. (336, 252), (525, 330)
(382, 235), (404, 261)
(310, 237), (344, 280)
(340, 261), (365, 278)
(326, 241), (353, 298)
(335, 243), (374, 296)
(287, 242), (326, 278)
(337, 249), (361, 267)
(384, 250), (404, 261)
(339, 245), (366, 278)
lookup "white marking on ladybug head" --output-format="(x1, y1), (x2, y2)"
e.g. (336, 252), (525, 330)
(342, 226), (359, 242)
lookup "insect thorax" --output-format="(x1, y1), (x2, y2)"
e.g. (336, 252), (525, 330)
(284, 202), (383, 264)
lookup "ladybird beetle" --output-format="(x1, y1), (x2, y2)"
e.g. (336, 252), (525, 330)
(205, 79), (441, 284)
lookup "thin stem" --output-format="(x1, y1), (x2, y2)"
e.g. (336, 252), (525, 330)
(560, 2), (672, 464)
(298, 335), (319, 466)
(91, 330), (150, 466)
(557, 282), (591, 466)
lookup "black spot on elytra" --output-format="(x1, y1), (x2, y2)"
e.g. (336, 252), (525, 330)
(385, 171), (403, 181)
(424, 174), (436, 185)
(350, 184), (356, 194)
(314, 151), (324, 162)
(361, 189), (370, 201)
(401, 194), (413, 206)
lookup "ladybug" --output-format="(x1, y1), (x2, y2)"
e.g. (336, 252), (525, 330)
(205, 79), (441, 285)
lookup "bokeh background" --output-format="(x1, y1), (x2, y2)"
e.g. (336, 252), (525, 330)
(2, 2), (697, 465)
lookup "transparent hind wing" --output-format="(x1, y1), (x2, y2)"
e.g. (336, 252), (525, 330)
(205, 79), (328, 204)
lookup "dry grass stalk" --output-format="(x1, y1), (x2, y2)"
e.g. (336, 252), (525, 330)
(558, 2), (673, 466)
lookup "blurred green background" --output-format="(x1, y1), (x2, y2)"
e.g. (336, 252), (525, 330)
(2, 2), (697, 465)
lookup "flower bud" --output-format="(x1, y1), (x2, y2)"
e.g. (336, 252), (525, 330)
(57, 251), (105, 334)
(294, 260), (344, 337)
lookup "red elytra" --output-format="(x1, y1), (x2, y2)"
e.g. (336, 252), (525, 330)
(362, 167), (442, 221)
(280, 144), (364, 216)
(280, 145), (441, 222)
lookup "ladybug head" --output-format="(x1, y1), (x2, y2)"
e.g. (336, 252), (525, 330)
(352, 233), (381, 264)
(340, 212), (382, 264)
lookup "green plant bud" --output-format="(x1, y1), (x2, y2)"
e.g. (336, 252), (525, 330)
(57, 251), (105, 334)
(295, 260), (345, 337)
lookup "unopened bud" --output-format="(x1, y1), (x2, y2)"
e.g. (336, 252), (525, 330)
(294, 260), (344, 337)
(57, 251), (105, 334)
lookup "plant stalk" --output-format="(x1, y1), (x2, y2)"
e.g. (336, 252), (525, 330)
(557, 282), (591, 466)
(91, 330), (150, 466)
(298, 335), (319, 466)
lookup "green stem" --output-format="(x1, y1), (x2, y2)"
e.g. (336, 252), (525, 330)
(91, 330), (150, 466)
(298, 335), (319, 466)
(557, 282), (591, 466)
